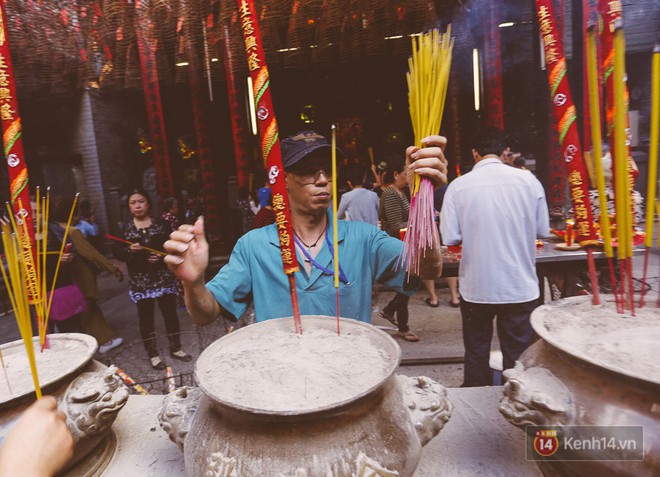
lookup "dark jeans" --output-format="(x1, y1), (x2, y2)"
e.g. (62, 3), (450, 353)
(137, 294), (182, 358)
(383, 292), (411, 333)
(460, 298), (538, 387)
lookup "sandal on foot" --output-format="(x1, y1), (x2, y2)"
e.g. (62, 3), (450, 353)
(171, 350), (192, 362)
(397, 331), (420, 342)
(150, 356), (166, 370)
(449, 300), (460, 308)
(378, 311), (398, 326)
(425, 297), (440, 308)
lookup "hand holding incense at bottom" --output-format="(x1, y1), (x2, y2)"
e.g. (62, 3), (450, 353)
(406, 135), (449, 188)
(0, 396), (74, 477)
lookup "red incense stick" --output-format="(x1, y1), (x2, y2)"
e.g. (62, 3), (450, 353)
(105, 233), (167, 256)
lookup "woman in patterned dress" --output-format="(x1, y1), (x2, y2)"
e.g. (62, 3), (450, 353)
(115, 188), (191, 370)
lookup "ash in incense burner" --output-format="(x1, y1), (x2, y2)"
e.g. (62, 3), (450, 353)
(159, 316), (453, 477)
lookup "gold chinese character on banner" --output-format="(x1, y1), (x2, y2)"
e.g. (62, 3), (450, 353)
(545, 47), (559, 64)
(272, 193), (285, 211)
(241, 17), (254, 36)
(0, 72), (9, 88)
(281, 248), (293, 265)
(0, 103), (13, 120)
(537, 5), (550, 20)
(568, 170), (582, 185)
(577, 221), (590, 236)
(238, 0), (250, 17)
(539, 19), (553, 37)
(275, 211), (288, 230)
(0, 87), (11, 101)
(280, 230), (291, 247)
(247, 52), (260, 71)
(0, 55), (8, 69)
(543, 34), (557, 47)
(575, 204), (588, 220)
(571, 186), (585, 203)
(244, 35), (257, 52)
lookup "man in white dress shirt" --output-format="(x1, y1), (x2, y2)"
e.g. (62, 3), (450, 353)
(440, 128), (550, 387)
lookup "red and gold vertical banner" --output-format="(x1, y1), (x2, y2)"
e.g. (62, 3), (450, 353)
(135, 0), (174, 201)
(237, 0), (299, 275)
(222, 22), (251, 190)
(0, 5), (35, 245)
(535, 0), (598, 245)
(482, 0), (504, 129)
(183, 8), (221, 240)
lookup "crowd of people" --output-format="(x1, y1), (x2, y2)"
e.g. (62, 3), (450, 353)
(1, 127), (553, 474)
(35, 127), (547, 382)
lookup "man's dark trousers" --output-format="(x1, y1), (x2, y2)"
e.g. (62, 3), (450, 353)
(460, 298), (538, 387)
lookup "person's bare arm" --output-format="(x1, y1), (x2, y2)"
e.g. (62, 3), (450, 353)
(0, 396), (74, 477)
(164, 217), (221, 326)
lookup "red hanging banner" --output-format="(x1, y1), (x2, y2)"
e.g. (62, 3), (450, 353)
(535, 0), (598, 245)
(236, 0), (299, 276)
(482, 0), (504, 129)
(135, 0), (174, 201)
(0, 4), (35, 245)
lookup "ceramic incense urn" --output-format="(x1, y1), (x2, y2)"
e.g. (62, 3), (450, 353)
(0, 333), (129, 476)
(159, 316), (453, 477)
(499, 295), (660, 477)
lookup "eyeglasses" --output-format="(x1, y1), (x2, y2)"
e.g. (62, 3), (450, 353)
(289, 167), (334, 184)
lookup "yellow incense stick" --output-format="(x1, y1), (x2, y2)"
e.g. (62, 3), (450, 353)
(613, 27), (631, 259)
(407, 27), (453, 195)
(332, 124), (339, 289)
(0, 221), (42, 399)
(586, 29), (613, 257)
(650, 43), (660, 247)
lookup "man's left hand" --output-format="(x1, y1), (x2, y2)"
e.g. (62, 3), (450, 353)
(406, 135), (448, 188)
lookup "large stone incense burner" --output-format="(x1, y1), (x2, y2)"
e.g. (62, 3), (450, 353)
(499, 295), (660, 476)
(0, 333), (128, 476)
(158, 316), (453, 477)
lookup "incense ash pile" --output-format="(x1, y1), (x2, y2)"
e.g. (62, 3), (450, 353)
(0, 337), (92, 403)
(534, 296), (660, 384)
(198, 327), (392, 413)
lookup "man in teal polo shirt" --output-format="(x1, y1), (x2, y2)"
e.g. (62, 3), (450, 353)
(164, 131), (448, 326)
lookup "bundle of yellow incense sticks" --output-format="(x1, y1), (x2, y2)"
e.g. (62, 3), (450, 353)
(0, 190), (78, 397)
(402, 27), (453, 275)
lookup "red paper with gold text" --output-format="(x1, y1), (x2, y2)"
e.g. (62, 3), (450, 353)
(237, 0), (299, 274)
(0, 4), (37, 297)
(535, 0), (598, 245)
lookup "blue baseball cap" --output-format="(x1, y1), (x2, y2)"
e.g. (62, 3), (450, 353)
(280, 130), (342, 171)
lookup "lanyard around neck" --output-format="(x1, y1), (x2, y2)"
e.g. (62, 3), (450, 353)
(293, 233), (349, 285)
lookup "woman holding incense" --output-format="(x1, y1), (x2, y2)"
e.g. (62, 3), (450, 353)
(378, 155), (420, 342)
(50, 196), (125, 354)
(115, 188), (191, 370)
